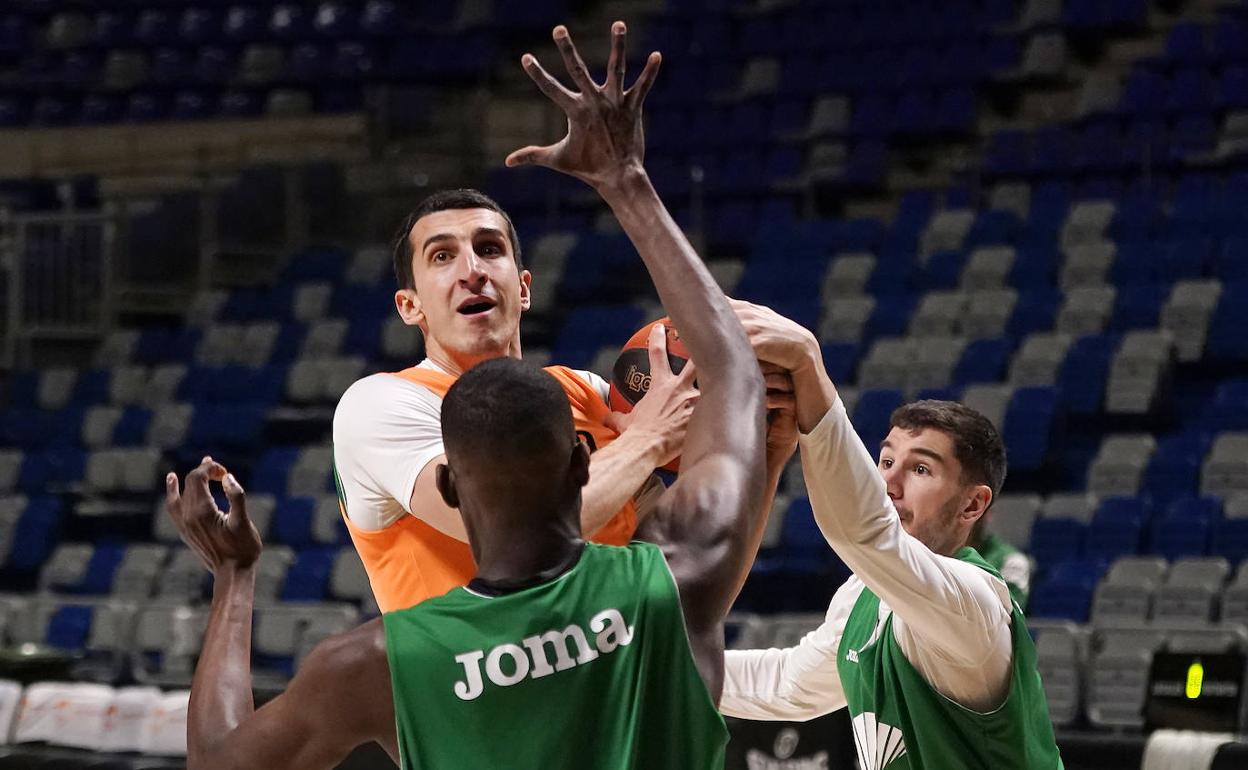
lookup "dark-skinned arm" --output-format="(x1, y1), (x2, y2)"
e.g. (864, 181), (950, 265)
(167, 460), (398, 770)
(507, 21), (766, 701)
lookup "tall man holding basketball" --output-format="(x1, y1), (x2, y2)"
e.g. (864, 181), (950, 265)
(167, 22), (769, 768)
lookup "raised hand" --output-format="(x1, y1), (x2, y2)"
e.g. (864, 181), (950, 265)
(505, 21), (661, 193)
(166, 457), (262, 574)
(605, 323), (698, 467)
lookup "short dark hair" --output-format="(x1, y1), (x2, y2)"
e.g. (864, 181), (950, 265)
(391, 189), (523, 290)
(889, 400), (1007, 504)
(442, 357), (571, 472)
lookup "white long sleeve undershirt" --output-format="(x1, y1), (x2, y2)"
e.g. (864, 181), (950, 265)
(722, 397), (1014, 720)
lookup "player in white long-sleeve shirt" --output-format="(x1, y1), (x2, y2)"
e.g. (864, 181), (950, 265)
(726, 301), (1062, 770)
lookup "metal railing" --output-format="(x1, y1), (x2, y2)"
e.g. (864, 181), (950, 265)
(0, 208), (115, 369)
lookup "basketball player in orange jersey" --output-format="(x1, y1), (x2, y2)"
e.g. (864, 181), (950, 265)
(333, 185), (701, 612)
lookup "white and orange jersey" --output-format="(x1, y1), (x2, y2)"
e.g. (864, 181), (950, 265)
(333, 359), (639, 613)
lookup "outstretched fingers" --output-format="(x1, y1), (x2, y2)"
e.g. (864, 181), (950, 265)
(625, 52), (662, 111)
(553, 25), (597, 94)
(605, 21), (627, 97)
(520, 53), (577, 112)
(505, 142), (559, 169)
(647, 323), (673, 379)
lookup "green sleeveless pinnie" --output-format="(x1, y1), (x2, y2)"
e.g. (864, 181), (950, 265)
(382, 541), (727, 769)
(836, 548), (1063, 770)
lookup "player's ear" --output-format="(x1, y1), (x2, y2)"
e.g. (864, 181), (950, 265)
(569, 438), (590, 489)
(518, 269), (532, 312)
(961, 484), (992, 523)
(436, 463), (459, 509)
(395, 288), (426, 329)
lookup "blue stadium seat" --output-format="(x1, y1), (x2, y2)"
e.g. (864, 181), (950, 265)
(1003, 386), (1059, 471)
(0, 14), (29, 56)
(172, 90), (213, 121)
(1085, 497), (1147, 561)
(984, 130), (1028, 177)
(77, 543), (126, 595)
(1220, 65), (1248, 110)
(1166, 23), (1209, 65)
(1213, 518), (1248, 564)
(361, 1), (402, 36)
(1143, 431), (1211, 504)
(112, 408), (152, 447)
(251, 448), (299, 496)
(852, 389), (904, 451)
(1215, 18), (1248, 64)
(313, 2), (358, 39)
(1150, 496), (1219, 560)
(46, 605), (93, 651)
(219, 90), (263, 118)
(5, 497), (63, 572)
(1202, 380), (1248, 431)
(281, 546), (336, 600)
(272, 497), (316, 546)
(1110, 283), (1169, 329)
(953, 337), (1012, 386)
(80, 95), (122, 125)
(178, 8), (222, 45)
(1166, 68), (1215, 113)
(1058, 334), (1117, 415)
(552, 305), (644, 370)
(1028, 560), (1104, 622)
(135, 10), (175, 46)
(1007, 289), (1060, 338)
(821, 342), (861, 384)
(125, 92), (167, 122)
(1207, 281), (1248, 361)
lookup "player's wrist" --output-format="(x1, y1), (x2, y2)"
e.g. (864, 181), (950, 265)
(596, 164), (651, 204)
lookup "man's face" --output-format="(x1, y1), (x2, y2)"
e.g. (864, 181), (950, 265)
(877, 426), (978, 556)
(400, 208), (531, 366)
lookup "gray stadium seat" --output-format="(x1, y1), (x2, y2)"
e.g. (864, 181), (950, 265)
(79, 602), (138, 682)
(805, 141), (847, 181)
(147, 404), (192, 450)
(1200, 433), (1248, 499)
(1104, 556), (1169, 587)
(295, 604), (359, 666)
(1060, 242), (1116, 289)
(988, 182), (1031, 219)
(256, 547), (296, 601)
(145, 364), (187, 407)
(39, 368), (78, 411)
(1042, 492), (1099, 523)
(292, 282), (333, 322)
(239, 45), (286, 85)
(1092, 555), (1166, 628)
(908, 291), (966, 338)
(907, 337), (967, 394)
(157, 549), (209, 601)
(102, 51), (149, 92)
(112, 544), (169, 599)
(1034, 627), (1080, 727)
(132, 605), (206, 688)
(381, 317), (424, 361)
(0, 455), (20, 494)
(1219, 563), (1248, 626)
(288, 446), (333, 498)
(1167, 626), (1248, 654)
(81, 407), (123, 449)
(736, 58), (780, 99)
(822, 253), (876, 299)
(1162, 280), (1222, 363)
(960, 247), (1016, 290)
(799, 96), (850, 139)
(94, 331), (140, 368)
(300, 320), (348, 359)
(961, 384), (1013, 431)
(1009, 332), (1071, 387)
(1060, 202), (1116, 250)
(266, 88), (314, 117)
(963, 288), (1018, 338)
(819, 296), (876, 344)
(920, 210), (975, 258)
(312, 496), (345, 544)
(185, 290), (228, 327)
(1106, 330), (1174, 414)
(1055, 286), (1116, 336)
(1086, 434), (1156, 497)
(1020, 33), (1067, 78)
(1152, 557), (1231, 626)
(47, 12), (92, 49)
(347, 246), (391, 287)
(762, 613), (826, 648)
(1087, 646), (1154, 729)
(108, 365), (149, 406)
(857, 338), (914, 390)
(330, 549), (372, 603)
(708, 258), (745, 295)
(1075, 72), (1122, 118)
(240, 321), (280, 367)
(38, 544), (94, 592)
(988, 493), (1042, 550)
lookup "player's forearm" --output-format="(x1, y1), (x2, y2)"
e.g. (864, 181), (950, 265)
(581, 428), (665, 534)
(729, 444), (789, 597)
(790, 343), (839, 435)
(187, 566), (257, 768)
(721, 643), (846, 721)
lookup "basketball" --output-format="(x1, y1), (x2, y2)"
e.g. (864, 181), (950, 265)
(608, 318), (690, 471)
